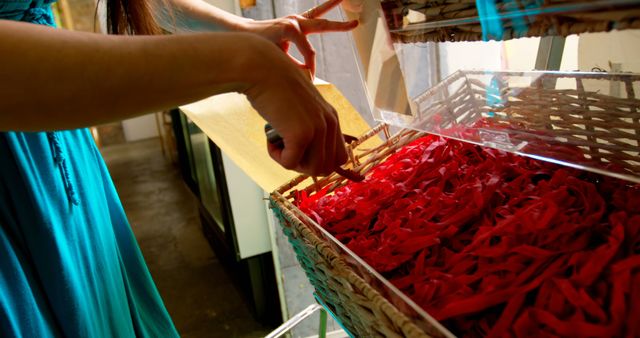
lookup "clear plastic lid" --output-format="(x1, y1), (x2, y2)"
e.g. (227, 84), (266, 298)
(341, 1), (640, 183)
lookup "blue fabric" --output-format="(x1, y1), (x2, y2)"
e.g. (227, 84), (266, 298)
(0, 2), (179, 337)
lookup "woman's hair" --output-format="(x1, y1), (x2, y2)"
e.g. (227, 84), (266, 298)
(105, 0), (163, 35)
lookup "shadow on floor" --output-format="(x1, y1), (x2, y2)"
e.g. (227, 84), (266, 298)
(101, 137), (271, 338)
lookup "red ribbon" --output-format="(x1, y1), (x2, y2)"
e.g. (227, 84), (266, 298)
(296, 134), (640, 337)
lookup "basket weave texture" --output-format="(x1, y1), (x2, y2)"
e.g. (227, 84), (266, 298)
(414, 71), (640, 177)
(270, 72), (640, 337)
(381, 0), (640, 42)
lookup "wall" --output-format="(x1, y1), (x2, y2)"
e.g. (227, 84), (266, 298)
(575, 30), (640, 100)
(122, 115), (159, 142)
(65, 0), (98, 32)
(578, 30), (640, 73)
(203, 0), (240, 15)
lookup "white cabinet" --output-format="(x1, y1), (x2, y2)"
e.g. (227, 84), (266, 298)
(220, 152), (272, 259)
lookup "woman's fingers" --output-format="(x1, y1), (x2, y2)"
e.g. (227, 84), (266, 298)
(270, 128), (313, 171)
(306, 119), (328, 176)
(302, 111), (348, 176)
(283, 18), (317, 77)
(299, 18), (358, 34)
(278, 40), (313, 78)
(281, 16), (356, 76)
(332, 118), (348, 169)
(265, 111), (346, 176)
(321, 110), (339, 175)
(245, 2), (357, 77)
(302, 0), (344, 19)
(279, 40), (290, 53)
(246, 34), (351, 177)
(343, 133), (357, 144)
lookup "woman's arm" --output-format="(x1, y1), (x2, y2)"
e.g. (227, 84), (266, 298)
(0, 19), (347, 175)
(0, 20), (251, 130)
(154, 0), (250, 32)
(159, 0), (357, 76)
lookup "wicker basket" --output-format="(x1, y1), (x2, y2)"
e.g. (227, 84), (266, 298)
(270, 71), (640, 337)
(380, 0), (640, 42)
(409, 70), (640, 179)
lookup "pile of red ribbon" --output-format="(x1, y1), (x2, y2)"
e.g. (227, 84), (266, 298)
(296, 135), (640, 337)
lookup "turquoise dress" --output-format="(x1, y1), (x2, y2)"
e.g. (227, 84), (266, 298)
(0, 1), (179, 337)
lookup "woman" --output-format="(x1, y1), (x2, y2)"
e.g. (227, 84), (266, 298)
(0, 0), (356, 336)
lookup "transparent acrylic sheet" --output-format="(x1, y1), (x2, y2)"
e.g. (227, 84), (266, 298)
(341, 1), (640, 184)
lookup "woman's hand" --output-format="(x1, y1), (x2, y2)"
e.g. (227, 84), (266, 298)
(152, 0), (355, 175)
(242, 36), (349, 176)
(239, 0), (358, 77)
(237, 1), (356, 175)
(158, 0), (356, 175)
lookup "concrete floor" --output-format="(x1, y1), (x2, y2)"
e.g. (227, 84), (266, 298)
(101, 138), (272, 338)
